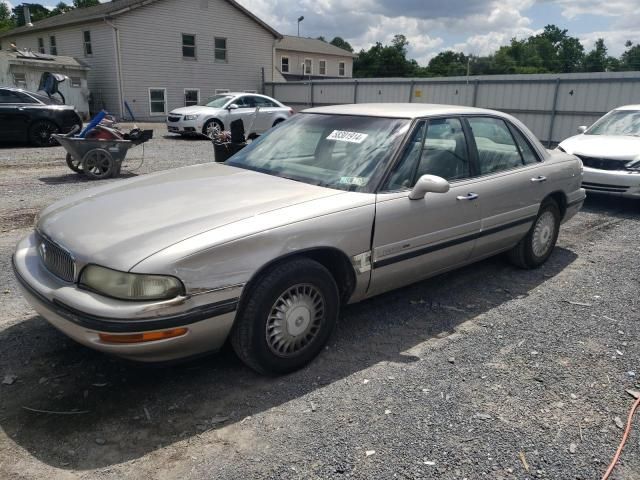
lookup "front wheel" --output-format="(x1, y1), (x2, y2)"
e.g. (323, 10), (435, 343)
(508, 199), (561, 269)
(230, 258), (340, 375)
(203, 119), (223, 140)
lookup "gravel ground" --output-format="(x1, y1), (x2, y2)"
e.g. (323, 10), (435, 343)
(0, 125), (639, 479)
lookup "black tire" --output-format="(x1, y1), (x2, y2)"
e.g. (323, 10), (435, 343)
(203, 119), (223, 140)
(508, 199), (561, 269)
(231, 257), (340, 375)
(81, 149), (114, 180)
(66, 153), (83, 173)
(28, 120), (59, 147)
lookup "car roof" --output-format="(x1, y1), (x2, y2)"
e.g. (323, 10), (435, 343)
(614, 105), (640, 111)
(302, 103), (506, 119)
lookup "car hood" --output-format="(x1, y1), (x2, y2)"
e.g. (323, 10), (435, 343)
(37, 164), (346, 271)
(559, 134), (640, 161)
(169, 106), (222, 116)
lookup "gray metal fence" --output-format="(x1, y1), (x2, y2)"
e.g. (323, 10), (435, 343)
(264, 72), (640, 145)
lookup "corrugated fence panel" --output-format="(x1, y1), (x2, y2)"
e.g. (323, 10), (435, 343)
(264, 72), (640, 144)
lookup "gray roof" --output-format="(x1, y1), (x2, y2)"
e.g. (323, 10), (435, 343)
(0, 0), (281, 39)
(276, 35), (358, 58)
(302, 103), (501, 119)
(0, 49), (89, 70)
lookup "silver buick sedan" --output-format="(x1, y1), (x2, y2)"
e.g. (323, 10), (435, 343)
(13, 104), (585, 375)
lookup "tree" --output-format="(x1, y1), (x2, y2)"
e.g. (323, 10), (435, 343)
(11, 3), (51, 26)
(316, 36), (326, 42)
(584, 38), (609, 72)
(427, 50), (468, 76)
(73, 0), (99, 7)
(330, 36), (353, 53)
(50, 2), (74, 16)
(0, 2), (14, 32)
(354, 35), (418, 77)
(620, 41), (640, 71)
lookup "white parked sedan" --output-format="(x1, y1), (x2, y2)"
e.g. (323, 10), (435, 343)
(558, 105), (640, 198)
(166, 92), (294, 139)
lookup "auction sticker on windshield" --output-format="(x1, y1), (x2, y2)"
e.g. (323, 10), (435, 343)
(326, 130), (368, 143)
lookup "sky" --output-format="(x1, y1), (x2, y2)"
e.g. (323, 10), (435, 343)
(3, 0), (640, 65)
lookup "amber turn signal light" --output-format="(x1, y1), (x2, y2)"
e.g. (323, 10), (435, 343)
(99, 328), (188, 344)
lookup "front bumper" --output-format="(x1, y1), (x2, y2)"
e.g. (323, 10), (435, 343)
(13, 233), (239, 362)
(166, 116), (204, 135)
(582, 168), (640, 199)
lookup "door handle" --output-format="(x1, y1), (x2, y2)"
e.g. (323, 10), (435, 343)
(530, 175), (547, 183)
(456, 193), (479, 201)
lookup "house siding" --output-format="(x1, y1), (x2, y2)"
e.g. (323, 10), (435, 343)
(7, 22), (120, 115)
(275, 49), (353, 79)
(114, 0), (276, 121)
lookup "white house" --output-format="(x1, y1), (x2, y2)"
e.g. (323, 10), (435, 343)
(0, 0), (281, 121)
(274, 35), (357, 81)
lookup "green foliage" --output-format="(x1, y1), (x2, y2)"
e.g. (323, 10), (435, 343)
(0, 2), (14, 32)
(73, 0), (100, 7)
(620, 42), (640, 71)
(354, 35), (419, 77)
(50, 2), (74, 16)
(329, 36), (353, 53)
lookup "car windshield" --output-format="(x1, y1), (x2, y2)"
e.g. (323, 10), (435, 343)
(226, 113), (411, 192)
(201, 95), (234, 108)
(586, 110), (640, 136)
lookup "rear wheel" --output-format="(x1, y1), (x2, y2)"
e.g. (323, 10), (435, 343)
(29, 120), (59, 147)
(66, 153), (83, 173)
(508, 199), (561, 269)
(272, 118), (285, 128)
(231, 258), (339, 375)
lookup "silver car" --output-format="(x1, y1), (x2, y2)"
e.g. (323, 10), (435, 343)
(13, 104), (585, 374)
(558, 105), (640, 198)
(166, 92), (294, 139)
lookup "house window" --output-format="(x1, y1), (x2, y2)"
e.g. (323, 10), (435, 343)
(13, 72), (27, 88)
(214, 37), (227, 62)
(83, 31), (92, 56)
(182, 33), (196, 58)
(70, 77), (82, 88)
(184, 89), (199, 106)
(215, 88), (230, 94)
(339, 62), (345, 76)
(244, 90), (257, 93)
(49, 36), (57, 55)
(281, 56), (289, 73)
(304, 58), (312, 75)
(149, 88), (167, 115)
(37, 38), (45, 54)
(319, 59), (326, 75)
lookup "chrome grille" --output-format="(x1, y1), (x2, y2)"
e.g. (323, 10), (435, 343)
(37, 234), (75, 282)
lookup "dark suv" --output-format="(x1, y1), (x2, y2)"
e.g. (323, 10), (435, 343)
(0, 87), (82, 147)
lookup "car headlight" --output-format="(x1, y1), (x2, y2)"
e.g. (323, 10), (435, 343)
(79, 265), (184, 301)
(183, 114), (199, 121)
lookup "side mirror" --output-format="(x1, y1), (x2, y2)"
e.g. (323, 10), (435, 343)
(577, 125), (587, 134)
(409, 174), (450, 200)
(227, 103), (239, 110)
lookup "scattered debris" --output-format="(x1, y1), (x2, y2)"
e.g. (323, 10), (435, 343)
(519, 451), (530, 472)
(384, 409), (391, 415)
(310, 402), (317, 413)
(240, 415), (251, 424)
(424, 460), (436, 466)
(475, 413), (491, 420)
(210, 415), (230, 425)
(143, 406), (151, 421)
(38, 377), (48, 385)
(22, 406), (89, 415)
(570, 394), (578, 400)
(365, 450), (375, 457)
(563, 300), (592, 307)
(614, 416), (624, 429)
(616, 350), (624, 356)
(569, 443), (577, 454)
(94, 438), (106, 446)
(92, 383), (108, 387)
(363, 379), (370, 384)
(447, 357), (455, 364)
(2, 375), (17, 385)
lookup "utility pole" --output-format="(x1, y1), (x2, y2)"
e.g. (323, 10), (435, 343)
(297, 16), (304, 37)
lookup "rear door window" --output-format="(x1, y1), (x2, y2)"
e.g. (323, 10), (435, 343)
(468, 117), (524, 175)
(509, 125), (540, 164)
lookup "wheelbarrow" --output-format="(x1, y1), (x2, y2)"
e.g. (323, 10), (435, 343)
(53, 130), (153, 180)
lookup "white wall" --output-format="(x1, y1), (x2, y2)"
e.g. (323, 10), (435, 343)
(275, 49), (353, 79)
